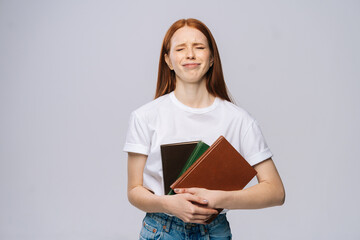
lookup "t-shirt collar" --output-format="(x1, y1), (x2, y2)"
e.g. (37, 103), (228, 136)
(169, 91), (220, 114)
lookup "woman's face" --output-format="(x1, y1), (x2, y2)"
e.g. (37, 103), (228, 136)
(165, 26), (213, 85)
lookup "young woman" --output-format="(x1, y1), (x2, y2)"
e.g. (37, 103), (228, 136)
(124, 18), (285, 239)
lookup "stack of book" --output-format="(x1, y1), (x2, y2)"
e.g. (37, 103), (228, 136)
(160, 135), (257, 223)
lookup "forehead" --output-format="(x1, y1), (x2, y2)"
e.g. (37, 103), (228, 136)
(170, 26), (208, 47)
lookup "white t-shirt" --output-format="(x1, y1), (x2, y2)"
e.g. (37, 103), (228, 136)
(123, 91), (272, 196)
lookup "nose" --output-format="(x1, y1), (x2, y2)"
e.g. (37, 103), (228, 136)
(186, 48), (195, 59)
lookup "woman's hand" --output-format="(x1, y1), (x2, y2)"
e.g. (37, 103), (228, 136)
(174, 188), (224, 209)
(163, 192), (219, 224)
(173, 159), (285, 210)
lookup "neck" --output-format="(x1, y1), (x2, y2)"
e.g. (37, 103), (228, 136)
(173, 79), (215, 108)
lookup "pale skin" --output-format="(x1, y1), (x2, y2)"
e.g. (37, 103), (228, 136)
(127, 26), (285, 224)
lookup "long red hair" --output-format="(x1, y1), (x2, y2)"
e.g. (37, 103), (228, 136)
(155, 18), (233, 102)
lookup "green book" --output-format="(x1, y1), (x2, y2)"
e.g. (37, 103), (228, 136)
(168, 141), (210, 195)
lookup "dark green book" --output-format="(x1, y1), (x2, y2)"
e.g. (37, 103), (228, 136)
(168, 141), (210, 195)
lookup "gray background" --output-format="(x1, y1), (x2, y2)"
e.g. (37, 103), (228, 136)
(1, 0), (359, 239)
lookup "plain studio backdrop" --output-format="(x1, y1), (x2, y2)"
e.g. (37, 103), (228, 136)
(1, 0), (359, 239)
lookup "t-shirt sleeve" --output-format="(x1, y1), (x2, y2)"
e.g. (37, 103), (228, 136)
(123, 111), (151, 155)
(241, 120), (273, 166)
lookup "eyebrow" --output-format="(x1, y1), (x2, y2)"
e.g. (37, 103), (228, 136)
(174, 42), (206, 48)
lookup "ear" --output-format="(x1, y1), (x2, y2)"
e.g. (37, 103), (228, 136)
(164, 53), (173, 70)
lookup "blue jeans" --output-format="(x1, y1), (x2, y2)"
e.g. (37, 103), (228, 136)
(139, 212), (232, 240)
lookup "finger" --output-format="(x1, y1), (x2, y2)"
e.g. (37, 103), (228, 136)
(191, 204), (219, 215)
(196, 207), (219, 216)
(174, 188), (186, 194)
(174, 188), (199, 194)
(184, 193), (209, 206)
(182, 187), (199, 194)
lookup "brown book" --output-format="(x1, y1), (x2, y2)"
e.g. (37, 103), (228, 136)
(160, 141), (199, 195)
(170, 135), (257, 223)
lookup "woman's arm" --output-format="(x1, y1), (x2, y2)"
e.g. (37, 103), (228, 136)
(127, 152), (219, 224)
(175, 158), (285, 209)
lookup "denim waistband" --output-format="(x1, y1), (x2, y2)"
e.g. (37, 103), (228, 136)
(145, 212), (227, 234)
